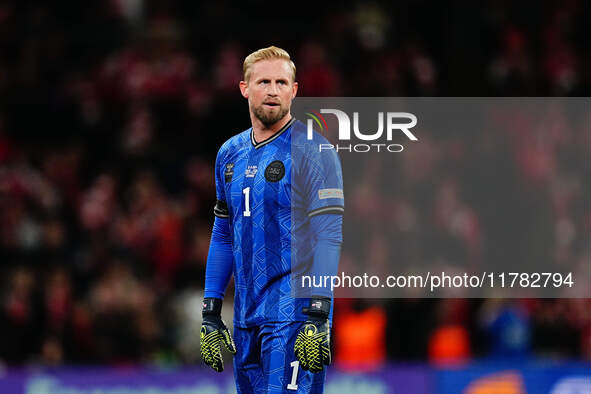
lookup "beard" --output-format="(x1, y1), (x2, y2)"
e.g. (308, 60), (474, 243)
(251, 102), (289, 127)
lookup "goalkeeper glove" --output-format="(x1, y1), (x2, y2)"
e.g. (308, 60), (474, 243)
(294, 297), (332, 373)
(200, 298), (236, 372)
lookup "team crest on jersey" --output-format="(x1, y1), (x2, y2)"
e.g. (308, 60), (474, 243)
(265, 160), (285, 182)
(245, 165), (258, 178)
(224, 163), (234, 182)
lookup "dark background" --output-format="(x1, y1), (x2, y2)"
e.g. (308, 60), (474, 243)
(1, 0), (590, 367)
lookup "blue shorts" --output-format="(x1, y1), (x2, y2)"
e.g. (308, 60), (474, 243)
(233, 321), (327, 393)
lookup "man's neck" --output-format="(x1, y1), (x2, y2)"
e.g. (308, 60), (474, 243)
(251, 114), (292, 143)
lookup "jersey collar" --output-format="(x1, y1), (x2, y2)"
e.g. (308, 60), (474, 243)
(251, 117), (296, 149)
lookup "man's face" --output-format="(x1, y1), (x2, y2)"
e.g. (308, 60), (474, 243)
(240, 59), (298, 127)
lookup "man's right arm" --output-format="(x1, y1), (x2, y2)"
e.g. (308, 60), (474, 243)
(204, 149), (233, 299)
(201, 150), (236, 373)
(204, 211), (233, 299)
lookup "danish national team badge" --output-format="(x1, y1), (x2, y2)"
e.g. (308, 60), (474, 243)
(265, 160), (285, 182)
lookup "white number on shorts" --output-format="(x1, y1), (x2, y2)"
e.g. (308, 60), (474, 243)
(287, 360), (299, 390)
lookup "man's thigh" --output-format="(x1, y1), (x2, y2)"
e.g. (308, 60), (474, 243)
(260, 321), (327, 394)
(233, 325), (265, 394)
(233, 322), (327, 394)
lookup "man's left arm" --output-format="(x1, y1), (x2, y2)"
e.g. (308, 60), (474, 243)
(308, 213), (343, 297)
(305, 147), (345, 291)
(294, 146), (344, 372)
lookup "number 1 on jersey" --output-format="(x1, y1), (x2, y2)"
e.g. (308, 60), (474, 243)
(243, 187), (251, 217)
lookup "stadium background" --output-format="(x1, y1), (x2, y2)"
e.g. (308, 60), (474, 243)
(1, 0), (591, 392)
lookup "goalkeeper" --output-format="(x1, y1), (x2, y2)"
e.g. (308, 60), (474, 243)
(200, 46), (343, 393)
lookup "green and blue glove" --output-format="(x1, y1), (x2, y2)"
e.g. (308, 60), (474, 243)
(294, 297), (332, 373)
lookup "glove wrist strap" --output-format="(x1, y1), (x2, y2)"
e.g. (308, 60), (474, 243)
(303, 297), (331, 319)
(202, 297), (223, 317)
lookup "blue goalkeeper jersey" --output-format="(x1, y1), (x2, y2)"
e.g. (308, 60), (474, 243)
(212, 118), (344, 328)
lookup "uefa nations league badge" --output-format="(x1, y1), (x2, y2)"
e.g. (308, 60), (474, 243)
(265, 160), (285, 182)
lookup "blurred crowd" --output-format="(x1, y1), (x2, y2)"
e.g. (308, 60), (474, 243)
(1, 0), (591, 368)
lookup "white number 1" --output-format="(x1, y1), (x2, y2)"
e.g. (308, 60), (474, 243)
(243, 187), (251, 217)
(287, 360), (299, 390)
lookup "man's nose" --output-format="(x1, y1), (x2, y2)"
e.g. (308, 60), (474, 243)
(267, 82), (279, 95)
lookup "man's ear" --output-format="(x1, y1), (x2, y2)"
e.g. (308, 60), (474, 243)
(239, 80), (248, 98)
(292, 81), (298, 99)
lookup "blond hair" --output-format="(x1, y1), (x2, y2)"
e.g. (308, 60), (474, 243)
(243, 46), (296, 82)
